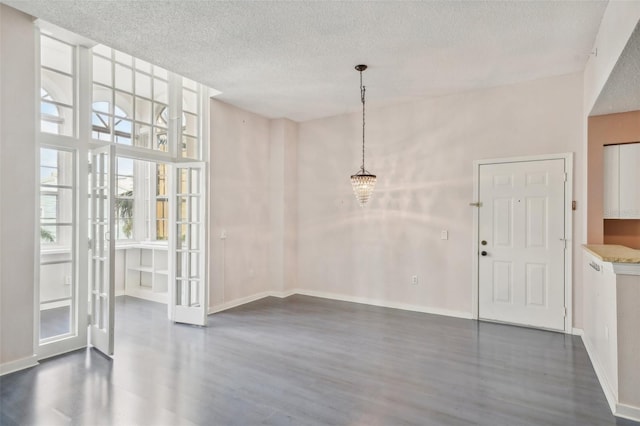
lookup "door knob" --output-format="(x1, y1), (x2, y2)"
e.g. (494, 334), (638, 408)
(481, 251), (488, 256)
(481, 240), (487, 246)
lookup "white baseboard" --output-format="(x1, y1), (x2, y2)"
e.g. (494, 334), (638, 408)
(270, 289), (296, 298)
(207, 288), (472, 320)
(208, 291), (273, 314)
(0, 354), (38, 376)
(571, 327), (584, 336)
(581, 334), (618, 414)
(616, 403), (640, 422)
(208, 289), (298, 314)
(290, 288), (474, 319)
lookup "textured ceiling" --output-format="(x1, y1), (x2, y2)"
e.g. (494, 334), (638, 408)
(3, 0), (609, 122)
(591, 21), (640, 116)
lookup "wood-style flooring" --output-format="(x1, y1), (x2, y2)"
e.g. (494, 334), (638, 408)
(0, 295), (637, 426)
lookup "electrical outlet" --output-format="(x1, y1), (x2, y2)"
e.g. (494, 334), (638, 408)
(441, 230), (448, 240)
(220, 229), (227, 240)
(411, 275), (418, 285)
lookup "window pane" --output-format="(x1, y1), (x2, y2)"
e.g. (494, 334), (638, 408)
(182, 136), (198, 160)
(93, 85), (112, 107)
(156, 164), (167, 196)
(154, 78), (168, 104)
(42, 69), (73, 106)
(41, 36), (73, 74)
(183, 89), (198, 114)
(115, 64), (133, 92)
(92, 112), (112, 141)
(93, 55), (112, 86)
(39, 261), (72, 339)
(52, 104), (74, 137)
(183, 77), (197, 91)
(135, 97), (151, 123)
(135, 72), (151, 98)
(92, 44), (111, 58)
(135, 58), (151, 73)
(155, 128), (168, 152)
(154, 66), (168, 80)
(183, 112), (198, 137)
(114, 50), (132, 66)
(114, 119), (132, 145)
(134, 123), (151, 148)
(114, 92), (133, 118)
(154, 103), (168, 128)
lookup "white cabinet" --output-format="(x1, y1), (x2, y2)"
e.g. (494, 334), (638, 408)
(124, 244), (168, 304)
(603, 145), (620, 218)
(582, 247), (640, 415)
(603, 143), (640, 219)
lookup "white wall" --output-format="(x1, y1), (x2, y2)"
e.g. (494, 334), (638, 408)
(269, 118), (298, 294)
(209, 100), (273, 308)
(0, 5), (37, 368)
(297, 73), (585, 322)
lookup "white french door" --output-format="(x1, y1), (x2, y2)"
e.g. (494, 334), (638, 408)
(89, 145), (116, 355)
(478, 159), (567, 331)
(169, 162), (207, 326)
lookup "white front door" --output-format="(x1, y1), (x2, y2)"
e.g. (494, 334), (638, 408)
(478, 159), (566, 331)
(169, 163), (207, 326)
(89, 145), (116, 355)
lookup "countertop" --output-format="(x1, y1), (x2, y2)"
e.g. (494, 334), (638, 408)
(583, 244), (640, 263)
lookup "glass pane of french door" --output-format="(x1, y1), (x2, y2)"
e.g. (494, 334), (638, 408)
(88, 145), (116, 356)
(39, 148), (76, 342)
(170, 163), (206, 325)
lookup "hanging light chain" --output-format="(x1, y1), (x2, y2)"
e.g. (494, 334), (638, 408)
(360, 69), (366, 173)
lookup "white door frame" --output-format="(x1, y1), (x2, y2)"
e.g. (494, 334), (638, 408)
(471, 153), (573, 333)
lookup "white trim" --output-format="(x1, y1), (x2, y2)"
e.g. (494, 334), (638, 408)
(582, 334), (618, 414)
(270, 290), (296, 298)
(207, 289), (472, 319)
(208, 291), (274, 314)
(471, 152), (574, 333)
(207, 289), (296, 314)
(616, 403), (640, 423)
(611, 262), (640, 276)
(0, 355), (38, 376)
(292, 289), (473, 319)
(571, 327), (584, 336)
(582, 334), (640, 422)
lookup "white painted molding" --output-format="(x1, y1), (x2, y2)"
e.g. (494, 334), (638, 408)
(611, 263), (640, 276)
(581, 334), (618, 414)
(207, 288), (473, 319)
(208, 291), (273, 314)
(0, 354), (38, 376)
(270, 290), (296, 299)
(616, 403), (640, 423)
(292, 289), (474, 319)
(571, 328), (584, 336)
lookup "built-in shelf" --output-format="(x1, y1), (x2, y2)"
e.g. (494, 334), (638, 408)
(123, 244), (169, 304)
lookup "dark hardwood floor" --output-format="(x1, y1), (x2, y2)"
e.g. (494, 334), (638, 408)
(1, 295), (637, 426)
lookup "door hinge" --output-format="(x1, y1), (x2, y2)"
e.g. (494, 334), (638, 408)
(563, 307), (567, 317)
(469, 201), (483, 207)
(87, 313), (92, 324)
(563, 172), (567, 182)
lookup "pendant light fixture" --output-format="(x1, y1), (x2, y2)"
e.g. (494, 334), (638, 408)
(350, 64), (377, 206)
